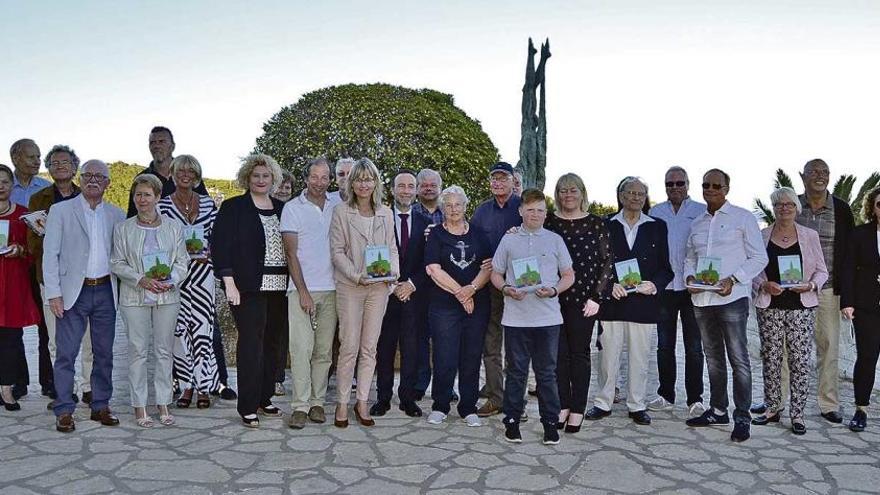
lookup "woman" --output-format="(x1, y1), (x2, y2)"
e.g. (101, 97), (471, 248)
(212, 154), (287, 427)
(111, 174), (188, 427)
(0, 164), (41, 411)
(329, 157), (398, 427)
(752, 187), (827, 435)
(423, 186), (492, 426)
(271, 169), (295, 397)
(544, 173), (613, 433)
(586, 176), (672, 426)
(841, 186), (880, 432)
(157, 155), (219, 409)
(272, 169), (295, 203)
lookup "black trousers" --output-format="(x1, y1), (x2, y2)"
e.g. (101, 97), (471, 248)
(212, 318), (229, 388)
(16, 269), (52, 390)
(375, 296), (420, 404)
(853, 309), (880, 407)
(230, 291), (287, 416)
(1, 328), (25, 386)
(556, 302), (596, 414)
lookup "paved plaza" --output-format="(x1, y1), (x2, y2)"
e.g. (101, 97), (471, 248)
(3, 317), (880, 494)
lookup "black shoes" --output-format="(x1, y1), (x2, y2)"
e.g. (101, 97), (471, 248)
(585, 406), (611, 421)
(12, 384), (27, 400)
(686, 409), (730, 427)
(400, 401), (423, 417)
(731, 422), (750, 442)
(504, 418), (522, 443)
(628, 410), (651, 425)
(370, 401), (391, 417)
(791, 420), (807, 435)
(220, 386), (238, 400)
(751, 412), (781, 425)
(542, 422), (560, 445)
(749, 402), (767, 414)
(42, 386), (57, 399)
(849, 410), (867, 432)
(821, 411), (843, 424)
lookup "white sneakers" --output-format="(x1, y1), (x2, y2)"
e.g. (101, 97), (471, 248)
(427, 411), (447, 424)
(688, 402), (707, 418)
(463, 414), (482, 427)
(647, 397), (673, 411)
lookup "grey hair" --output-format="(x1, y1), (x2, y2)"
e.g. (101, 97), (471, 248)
(417, 168), (442, 187)
(44, 144), (81, 170)
(131, 173), (163, 197)
(438, 185), (468, 210)
(617, 176), (649, 194)
(770, 186), (802, 215)
(81, 159), (110, 178)
(335, 157), (356, 175)
(665, 166), (688, 179)
(9, 138), (37, 162)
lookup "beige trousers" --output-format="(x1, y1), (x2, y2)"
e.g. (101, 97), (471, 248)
(335, 283), (389, 404)
(43, 284), (92, 393)
(121, 303), (180, 408)
(288, 290), (338, 412)
(595, 320), (654, 412)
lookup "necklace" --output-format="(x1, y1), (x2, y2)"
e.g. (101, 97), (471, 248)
(137, 212), (160, 226)
(175, 190), (195, 217)
(776, 225), (796, 243)
(0, 201), (11, 216)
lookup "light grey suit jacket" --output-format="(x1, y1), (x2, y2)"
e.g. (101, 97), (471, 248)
(42, 196), (125, 310)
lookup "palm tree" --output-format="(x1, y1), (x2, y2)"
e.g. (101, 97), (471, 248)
(754, 168), (793, 223)
(753, 169), (880, 225)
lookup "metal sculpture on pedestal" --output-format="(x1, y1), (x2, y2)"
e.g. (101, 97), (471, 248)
(517, 37), (550, 191)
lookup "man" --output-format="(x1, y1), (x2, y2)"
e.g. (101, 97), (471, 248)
(43, 159), (125, 432)
(280, 157), (341, 429)
(126, 126), (209, 217)
(372, 170), (430, 418)
(10, 138), (52, 399)
(471, 161), (522, 417)
(28, 145), (93, 408)
(328, 157), (355, 203)
(412, 168), (443, 225)
(647, 166), (707, 417)
(683, 169), (767, 442)
(491, 188), (574, 444)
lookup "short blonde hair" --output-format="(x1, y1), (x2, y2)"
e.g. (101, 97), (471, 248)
(131, 173), (163, 197)
(554, 173), (589, 213)
(770, 187), (802, 215)
(171, 154), (203, 188)
(236, 153), (283, 191)
(344, 158), (384, 210)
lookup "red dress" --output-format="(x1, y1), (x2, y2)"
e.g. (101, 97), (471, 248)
(0, 204), (40, 328)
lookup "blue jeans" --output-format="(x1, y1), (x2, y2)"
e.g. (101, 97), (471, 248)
(53, 283), (116, 415)
(429, 303), (488, 417)
(693, 297), (752, 424)
(657, 289), (704, 405)
(503, 325), (561, 425)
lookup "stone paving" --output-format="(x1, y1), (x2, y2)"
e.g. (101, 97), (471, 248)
(3, 314), (880, 494)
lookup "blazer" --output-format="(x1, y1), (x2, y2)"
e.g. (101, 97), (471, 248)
(330, 202), (400, 287)
(840, 222), (880, 311)
(110, 216), (189, 306)
(599, 216), (673, 324)
(753, 223), (828, 309)
(211, 193), (286, 293)
(830, 195), (855, 295)
(27, 183), (81, 284)
(396, 210), (430, 292)
(42, 196), (125, 310)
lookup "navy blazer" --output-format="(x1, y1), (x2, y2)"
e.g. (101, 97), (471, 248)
(600, 216), (673, 324)
(394, 209), (430, 293)
(840, 222), (880, 312)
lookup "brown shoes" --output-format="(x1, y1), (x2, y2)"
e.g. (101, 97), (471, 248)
(56, 413), (75, 433)
(476, 400), (502, 418)
(90, 408), (120, 426)
(354, 403), (375, 427)
(308, 405), (326, 424)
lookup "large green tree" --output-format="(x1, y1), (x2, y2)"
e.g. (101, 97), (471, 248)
(254, 83), (500, 207)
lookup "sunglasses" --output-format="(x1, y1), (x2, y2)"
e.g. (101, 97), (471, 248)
(665, 181), (686, 188)
(702, 182), (725, 190)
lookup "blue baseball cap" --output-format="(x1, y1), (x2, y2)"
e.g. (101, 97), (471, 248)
(490, 162), (514, 175)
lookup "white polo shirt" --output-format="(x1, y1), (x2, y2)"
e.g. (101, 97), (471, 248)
(280, 191), (340, 292)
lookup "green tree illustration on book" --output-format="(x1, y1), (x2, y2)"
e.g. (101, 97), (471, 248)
(516, 263), (542, 287)
(620, 266), (642, 289)
(146, 256), (172, 281)
(367, 251), (391, 277)
(697, 261), (720, 285)
(781, 261), (803, 285)
(0, 233), (7, 249)
(185, 230), (205, 255)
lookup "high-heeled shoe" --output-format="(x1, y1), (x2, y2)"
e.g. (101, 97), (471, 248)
(334, 405), (349, 428)
(565, 413), (584, 433)
(1, 386), (21, 411)
(557, 409), (570, 430)
(354, 403), (375, 427)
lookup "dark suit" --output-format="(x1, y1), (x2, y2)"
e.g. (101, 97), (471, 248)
(375, 209), (430, 404)
(840, 222), (880, 406)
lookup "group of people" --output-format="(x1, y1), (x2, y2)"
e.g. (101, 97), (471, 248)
(1, 126), (878, 445)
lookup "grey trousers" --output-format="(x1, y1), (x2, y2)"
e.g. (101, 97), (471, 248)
(121, 303), (180, 408)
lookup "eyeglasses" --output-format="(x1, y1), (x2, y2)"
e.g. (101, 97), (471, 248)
(50, 160), (72, 168)
(81, 173), (107, 183)
(702, 182), (725, 190)
(489, 175), (512, 183)
(773, 202), (797, 210)
(806, 169), (830, 177)
(353, 177), (375, 184)
(665, 181), (686, 188)
(622, 190), (646, 198)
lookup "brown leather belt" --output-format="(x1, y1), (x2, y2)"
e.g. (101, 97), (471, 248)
(83, 275), (111, 286)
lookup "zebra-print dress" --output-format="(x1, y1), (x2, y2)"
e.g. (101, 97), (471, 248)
(158, 194), (220, 393)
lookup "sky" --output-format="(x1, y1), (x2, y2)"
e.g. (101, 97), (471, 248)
(2, 0), (879, 207)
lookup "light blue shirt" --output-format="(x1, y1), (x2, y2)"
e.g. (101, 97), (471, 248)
(11, 173), (51, 207)
(650, 198), (706, 291)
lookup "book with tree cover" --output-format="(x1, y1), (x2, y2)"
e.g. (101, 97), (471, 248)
(142, 251), (173, 282)
(688, 256), (723, 291)
(183, 226), (208, 259)
(364, 245), (395, 282)
(21, 210), (47, 236)
(0, 220), (10, 255)
(512, 256), (543, 292)
(778, 255), (806, 288)
(614, 258), (642, 293)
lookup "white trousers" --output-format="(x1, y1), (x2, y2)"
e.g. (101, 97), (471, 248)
(121, 303), (179, 408)
(595, 320), (654, 412)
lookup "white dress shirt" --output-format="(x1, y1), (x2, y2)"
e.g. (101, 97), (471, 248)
(611, 210), (655, 249)
(650, 198), (707, 290)
(279, 191), (340, 292)
(81, 195), (110, 278)
(683, 201), (768, 307)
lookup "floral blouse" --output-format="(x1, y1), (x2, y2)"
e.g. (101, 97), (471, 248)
(545, 213), (613, 306)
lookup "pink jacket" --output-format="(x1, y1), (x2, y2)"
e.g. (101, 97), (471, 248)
(753, 223), (829, 309)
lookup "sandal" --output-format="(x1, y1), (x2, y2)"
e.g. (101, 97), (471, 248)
(158, 405), (175, 426)
(176, 389), (193, 408)
(136, 414), (155, 428)
(196, 393), (211, 409)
